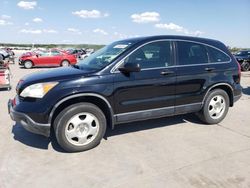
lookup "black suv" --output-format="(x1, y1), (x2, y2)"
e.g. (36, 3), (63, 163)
(234, 50), (250, 71)
(8, 36), (242, 152)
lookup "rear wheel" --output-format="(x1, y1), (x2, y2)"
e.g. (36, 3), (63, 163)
(24, 60), (33, 69)
(54, 103), (106, 152)
(197, 89), (229, 124)
(61, 60), (69, 67)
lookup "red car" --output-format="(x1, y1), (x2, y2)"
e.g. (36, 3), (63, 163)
(19, 50), (77, 69)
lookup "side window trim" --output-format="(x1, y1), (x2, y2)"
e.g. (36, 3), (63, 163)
(111, 39), (175, 73)
(174, 40), (231, 66)
(111, 39), (231, 73)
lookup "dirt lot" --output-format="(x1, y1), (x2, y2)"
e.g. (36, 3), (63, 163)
(0, 53), (250, 188)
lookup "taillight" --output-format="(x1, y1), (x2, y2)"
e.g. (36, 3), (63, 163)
(237, 61), (241, 79)
(231, 54), (241, 83)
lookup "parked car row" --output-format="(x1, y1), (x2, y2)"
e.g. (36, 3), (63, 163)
(18, 48), (95, 69)
(234, 50), (250, 71)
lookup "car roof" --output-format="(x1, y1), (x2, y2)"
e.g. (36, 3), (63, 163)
(118, 35), (225, 50)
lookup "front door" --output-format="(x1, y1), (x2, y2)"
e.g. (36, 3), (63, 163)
(113, 40), (176, 123)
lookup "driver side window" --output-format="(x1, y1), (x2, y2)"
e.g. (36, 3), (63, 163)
(124, 41), (172, 69)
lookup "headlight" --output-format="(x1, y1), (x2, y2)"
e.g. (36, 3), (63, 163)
(20, 82), (58, 98)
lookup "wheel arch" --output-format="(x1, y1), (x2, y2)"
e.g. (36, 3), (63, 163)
(203, 83), (234, 107)
(49, 93), (114, 129)
(61, 59), (70, 66)
(23, 59), (34, 67)
(24, 59), (34, 64)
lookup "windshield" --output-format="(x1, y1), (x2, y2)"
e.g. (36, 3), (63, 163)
(235, 51), (246, 55)
(76, 41), (134, 71)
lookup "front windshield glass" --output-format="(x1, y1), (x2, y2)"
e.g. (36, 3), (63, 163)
(235, 51), (246, 55)
(76, 41), (134, 71)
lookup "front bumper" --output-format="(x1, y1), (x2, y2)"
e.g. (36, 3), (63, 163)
(8, 99), (50, 137)
(18, 59), (24, 65)
(234, 94), (242, 103)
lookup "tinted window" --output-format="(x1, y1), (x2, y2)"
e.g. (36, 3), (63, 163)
(177, 41), (208, 65)
(207, 47), (230, 62)
(51, 51), (61, 56)
(40, 52), (50, 57)
(124, 41), (171, 69)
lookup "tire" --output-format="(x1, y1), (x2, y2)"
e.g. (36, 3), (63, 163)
(24, 60), (33, 69)
(197, 89), (229, 124)
(54, 102), (107, 152)
(241, 61), (250, 71)
(61, 60), (70, 67)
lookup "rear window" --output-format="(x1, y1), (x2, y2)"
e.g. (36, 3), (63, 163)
(207, 46), (230, 62)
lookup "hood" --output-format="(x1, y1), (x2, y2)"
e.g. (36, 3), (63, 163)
(17, 66), (94, 92)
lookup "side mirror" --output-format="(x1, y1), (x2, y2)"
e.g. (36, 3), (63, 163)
(118, 63), (141, 73)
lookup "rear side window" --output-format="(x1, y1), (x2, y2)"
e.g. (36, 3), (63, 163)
(177, 41), (208, 65)
(207, 46), (230, 62)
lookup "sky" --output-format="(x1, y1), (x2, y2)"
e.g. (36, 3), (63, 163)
(0, 0), (249, 47)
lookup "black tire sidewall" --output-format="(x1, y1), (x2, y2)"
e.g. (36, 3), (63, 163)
(54, 103), (106, 152)
(201, 89), (229, 124)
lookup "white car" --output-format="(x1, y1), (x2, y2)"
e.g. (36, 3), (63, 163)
(0, 49), (9, 61)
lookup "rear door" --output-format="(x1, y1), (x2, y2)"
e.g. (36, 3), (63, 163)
(113, 40), (177, 123)
(175, 41), (211, 113)
(174, 40), (231, 114)
(36, 51), (62, 66)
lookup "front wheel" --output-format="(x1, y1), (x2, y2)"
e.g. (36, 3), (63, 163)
(197, 89), (229, 124)
(24, 60), (33, 69)
(54, 103), (107, 152)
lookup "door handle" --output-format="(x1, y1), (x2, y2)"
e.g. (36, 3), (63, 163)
(205, 67), (215, 72)
(160, 70), (174, 75)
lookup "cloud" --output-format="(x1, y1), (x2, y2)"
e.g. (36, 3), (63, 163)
(93, 28), (108, 35)
(61, 39), (72, 43)
(0, 14), (13, 25)
(193, 30), (204, 37)
(33, 17), (43, 22)
(20, 29), (42, 34)
(67, 28), (82, 35)
(17, 1), (37, 10)
(72, 9), (108, 18)
(114, 32), (128, 39)
(113, 32), (140, 40)
(155, 22), (204, 36)
(131, 12), (160, 23)
(155, 23), (186, 32)
(0, 19), (13, 26)
(24, 22), (29, 26)
(43, 29), (57, 34)
(19, 29), (58, 34)
(1, 15), (11, 19)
